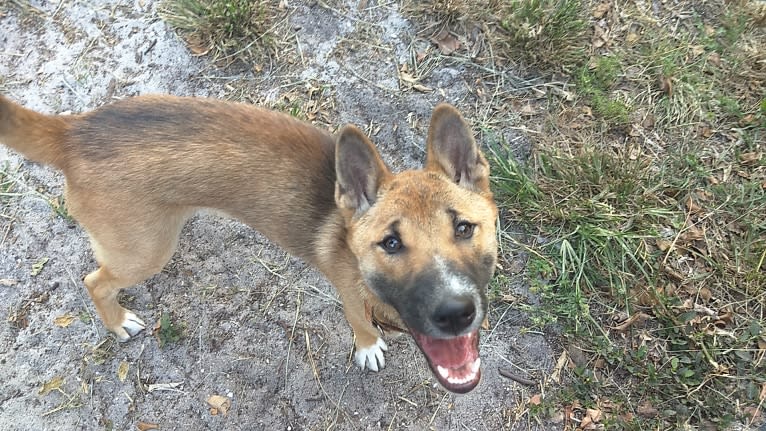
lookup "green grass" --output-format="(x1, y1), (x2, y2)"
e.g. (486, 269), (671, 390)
(406, 0), (766, 426)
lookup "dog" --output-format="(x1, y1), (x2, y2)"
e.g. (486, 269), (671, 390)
(0, 94), (498, 393)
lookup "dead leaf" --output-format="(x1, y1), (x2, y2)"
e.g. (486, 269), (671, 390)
(481, 317), (490, 330)
(207, 394), (231, 416)
(698, 286), (713, 302)
(740, 152), (762, 165)
(709, 52), (721, 67)
(411, 83), (433, 93)
(656, 239), (674, 252)
(641, 113), (655, 129)
(136, 421), (159, 431)
(528, 393), (542, 406)
(31, 257), (49, 276)
(760, 382), (766, 401)
(39, 376), (64, 396)
(626, 32), (640, 44)
(684, 195), (703, 214)
(549, 350), (569, 384)
(54, 314), (77, 328)
(681, 225), (705, 242)
(658, 75), (672, 96)
(611, 312), (651, 331)
(118, 360), (129, 382)
(637, 400), (658, 418)
(700, 124), (714, 138)
(691, 45), (705, 58)
(430, 30), (460, 55)
(0, 278), (18, 286)
(592, 2), (611, 19)
(519, 104), (536, 116)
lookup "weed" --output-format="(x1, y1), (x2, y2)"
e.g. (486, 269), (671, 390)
(156, 312), (184, 348)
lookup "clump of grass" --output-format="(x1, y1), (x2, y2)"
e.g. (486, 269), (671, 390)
(403, 0), (588, 71)
(160, 0), (280, 63)
(496, 0), (588, 71)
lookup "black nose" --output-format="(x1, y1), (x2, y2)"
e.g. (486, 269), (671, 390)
(432, 296), (476, 335)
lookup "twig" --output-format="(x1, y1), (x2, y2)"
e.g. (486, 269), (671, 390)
(498, 368), (537, 386)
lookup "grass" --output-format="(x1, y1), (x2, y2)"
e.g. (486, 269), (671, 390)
(159, 0), (283, 64)
(406, 0), (765, 427)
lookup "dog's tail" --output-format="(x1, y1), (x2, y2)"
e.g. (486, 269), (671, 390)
(0, 95), (70, 169)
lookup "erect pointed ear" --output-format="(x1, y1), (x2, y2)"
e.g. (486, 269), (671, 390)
(335, 125), (392, 214)
(425, 103), (490, 193)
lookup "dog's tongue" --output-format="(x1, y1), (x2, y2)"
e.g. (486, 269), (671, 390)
(411, 329), (481, 393)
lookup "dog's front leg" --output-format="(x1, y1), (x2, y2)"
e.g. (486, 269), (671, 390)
(337, 283), (388, 372)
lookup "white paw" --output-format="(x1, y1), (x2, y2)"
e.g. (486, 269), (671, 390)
(354, 338), (388, 372)
(115, 311), (146, 342)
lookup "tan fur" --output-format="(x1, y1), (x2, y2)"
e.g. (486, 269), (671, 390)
(0, 94), (497, 380)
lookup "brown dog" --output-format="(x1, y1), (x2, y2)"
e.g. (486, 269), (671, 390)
(0, 95), (497, 393)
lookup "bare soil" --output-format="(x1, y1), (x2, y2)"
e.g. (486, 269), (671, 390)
(0, 1), (555, 429)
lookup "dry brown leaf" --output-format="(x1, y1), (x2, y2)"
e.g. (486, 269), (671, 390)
(760, 382), (766, 401)
(519, 104), (536, 116)
(641, 113), (655, 129)
(700, 124), (714, 138)
(658, 75), (673, 96)
(207, 394), (231, 416)
(54, 314), (77, 328)
(136, 421), (159, 431)
(39, 376), (64, 396)
(758, 338), (766, 350)
(637, 400), (658, 417)
(656, 239), (674, 252)
(626, 32), (640, 44)
(611, 312), (651, 331)
(430, 30), (460, 55)
(691, 45), (705, 58)
(740, 152), (762, 165)
(549, 350), (568, 384)
(118, 360), (129, 382)
(681, 225), (705, 241)
(481, 317), (490, 330)
(528, 394), (542, 406)
(684, 195), (703, 214)
(709, 52), (722, 67)
(698, 286), (713, 302)
(411, 84), (433, 93)
(592, 2), (611, 18)
(582, 408), (603, 428)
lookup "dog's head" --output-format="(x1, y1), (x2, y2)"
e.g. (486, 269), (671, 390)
(335, 104), (498, 393)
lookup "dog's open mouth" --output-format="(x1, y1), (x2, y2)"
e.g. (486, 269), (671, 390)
(410, 329), (481, 393)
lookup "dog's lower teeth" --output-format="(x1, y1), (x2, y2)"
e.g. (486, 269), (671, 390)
(437, 365), (450, 379)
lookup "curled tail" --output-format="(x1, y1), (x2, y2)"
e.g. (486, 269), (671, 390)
(0, 95), (70, 169)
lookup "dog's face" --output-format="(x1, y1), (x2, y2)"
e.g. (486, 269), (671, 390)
(335, 104), (498, 393)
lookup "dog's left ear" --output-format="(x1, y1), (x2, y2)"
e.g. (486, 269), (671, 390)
(425, 104), (490, 193)
(335, 125), (392, 215)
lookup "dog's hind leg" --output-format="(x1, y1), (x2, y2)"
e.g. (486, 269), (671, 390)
(71, 200), (192, 341)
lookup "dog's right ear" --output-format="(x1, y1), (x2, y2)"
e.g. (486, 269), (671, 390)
(335, 125), (391, 214)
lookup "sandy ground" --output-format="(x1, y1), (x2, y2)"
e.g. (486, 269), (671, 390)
(0, 1), (556, 429)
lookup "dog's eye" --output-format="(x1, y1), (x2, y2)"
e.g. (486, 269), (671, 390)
(379, 235), (403, 254)
(455, 221), (475, 239)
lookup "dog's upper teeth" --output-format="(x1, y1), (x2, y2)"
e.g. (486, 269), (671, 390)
(471, 357), (481, 374)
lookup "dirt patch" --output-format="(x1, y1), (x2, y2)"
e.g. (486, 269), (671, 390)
(0, 1), (553, 429)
